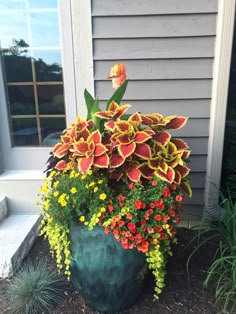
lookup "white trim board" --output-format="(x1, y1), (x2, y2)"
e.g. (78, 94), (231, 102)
(205, 0), (236, 209)
(71, 0), (94, 119)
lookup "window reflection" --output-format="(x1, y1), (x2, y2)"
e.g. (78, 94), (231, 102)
(41, 118), (66, 145)
(12, 118), (39, 146)
(0, 12), (28, 48)
(34, 50), (62, 81)
(0, 0), (65, 147)
(29, 0), (57, 9)
(30, 12), (60, 47)
(38, 85), (64, 114)
(8, 85), (35, 115)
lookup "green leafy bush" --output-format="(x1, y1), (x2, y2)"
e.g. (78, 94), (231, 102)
(187, 191), (236, 313)
(7, 260), (66, 314)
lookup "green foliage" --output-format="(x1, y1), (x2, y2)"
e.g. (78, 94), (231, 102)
(106, 79), (128, 109)
(84, 89), (102, 130)
(6, 260), (66, 314)
(187, 192), (236, 313)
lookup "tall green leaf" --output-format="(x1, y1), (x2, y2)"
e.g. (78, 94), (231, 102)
(106, 79), (129, 110)
(84, 89), (96, 120)
(84, 89), (102, 130)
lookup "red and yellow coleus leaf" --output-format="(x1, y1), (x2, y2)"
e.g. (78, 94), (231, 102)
(53, 142), (70, 158)
(94, 102), (131, 120)
(134, 143), (152, 159)
(138, 163), (154, 179)
(173, 170), (181, 184)
(181, 180), (192, 197)
(78, 155), (93, 173)
(110, 153), (125, 168)
(156, 167), (175, 183)
(55, 160), (68, 170)
(127, 166), (141, 182)
(148, 157), (161, 170)
(175, 165), (190, 178)
(135, 131), (152, 143)
(94, 154), (109, 168)
(152, 131), (171, 146)
(171, 138), (189, 150)
(164, 116), (188, 130)
(118, 142), (136, 159)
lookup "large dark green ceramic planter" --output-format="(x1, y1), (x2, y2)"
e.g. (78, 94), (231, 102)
(70, 223), (147, 313)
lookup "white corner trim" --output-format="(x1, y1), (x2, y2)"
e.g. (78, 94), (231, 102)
(205, 0), (236, 209)
(70, 0), (94, 119)
(58, 0), (78, 125)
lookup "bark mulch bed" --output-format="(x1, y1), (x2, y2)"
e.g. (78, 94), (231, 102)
(0, 228), (221, 314)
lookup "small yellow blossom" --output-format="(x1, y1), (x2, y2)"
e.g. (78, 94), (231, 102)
(53, 181), (59, 188)
(79, 216), (85, 222)
(99, 193), (107, 200)
(93, 186), (98, 193)
(70, 187), (77, 194)
(89, 181), (95, 187)
(53, 191), (59, 197)
(98, 180), (103, 185)
(87, 170), (92, 176)
(100, 207), (106, 213)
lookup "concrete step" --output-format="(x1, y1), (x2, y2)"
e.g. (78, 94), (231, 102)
(0, 196), (8, 222)
(0, 214), (41, 278)
(0, 170), (44, 214)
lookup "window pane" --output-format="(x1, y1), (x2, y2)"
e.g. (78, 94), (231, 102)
(34, 50), (62, 81)
(41, 118), (66, 145)
(30, 12), (60, 47)
(8, 86), (35, 115)
(0, 12), (29, 48)
(3, 50), (32, 82)
(0, 0), (26, 10)
(11, 118), (39, 146)
(1, 0), (66, 147)
(29, 0), (57, 9)
(38, 85), (64, 114)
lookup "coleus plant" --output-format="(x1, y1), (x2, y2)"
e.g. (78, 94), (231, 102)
(50, 64), (191, 197)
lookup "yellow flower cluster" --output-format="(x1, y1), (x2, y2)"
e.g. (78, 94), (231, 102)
(39, 214), (71, 278)
(146, 240), (172, 300)
(58, 193), (69, 207)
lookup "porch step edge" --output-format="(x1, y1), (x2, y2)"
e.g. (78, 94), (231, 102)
(0, 196), (8, 223)
(0, 214), (41, 278)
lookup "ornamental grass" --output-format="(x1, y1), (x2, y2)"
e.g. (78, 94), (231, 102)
(37, 63), (192, 300)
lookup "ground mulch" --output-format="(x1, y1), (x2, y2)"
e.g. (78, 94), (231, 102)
(0, 228), (221, 314)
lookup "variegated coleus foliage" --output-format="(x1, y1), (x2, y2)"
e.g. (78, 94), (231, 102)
(52, 101), (192, 197)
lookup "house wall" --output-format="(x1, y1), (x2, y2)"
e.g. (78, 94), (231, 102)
(91, 0), (218, 220)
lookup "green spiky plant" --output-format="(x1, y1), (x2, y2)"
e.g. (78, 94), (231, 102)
(6, 260), (66, 314)
(187, 190), (236, 313)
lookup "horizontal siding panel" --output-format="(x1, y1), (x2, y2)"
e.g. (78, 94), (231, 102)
(182, 205), (203, 219)
(93, 37), (215, 60)
(95, 80), (212, 100)
(189, 173), (206, 189)
(92, 0), (217, 16)
(117, 99), (210, 118)
(93, 15), (216, 38)
(183, 138), (208, 155)
(95, 59), (213, 80)
(188, 155), (207, 172)
(172, 119), (209, 137)
(184, 189), (204, 205)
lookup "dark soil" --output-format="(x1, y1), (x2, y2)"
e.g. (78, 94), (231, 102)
(0, 228), (221, 314)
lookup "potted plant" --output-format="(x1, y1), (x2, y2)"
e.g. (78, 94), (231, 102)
(37, 64), (192, 313)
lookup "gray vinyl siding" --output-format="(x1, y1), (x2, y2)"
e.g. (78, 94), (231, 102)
(91, 0), (218, 220)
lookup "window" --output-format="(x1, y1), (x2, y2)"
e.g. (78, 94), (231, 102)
(0, 0), (66, 147)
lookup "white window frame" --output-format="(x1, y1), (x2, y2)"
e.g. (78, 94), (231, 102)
(205, 0), (236, 208)
(0, 0), (94, 171)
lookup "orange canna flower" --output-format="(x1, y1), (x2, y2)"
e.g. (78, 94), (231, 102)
(108, 63), (127, 89)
